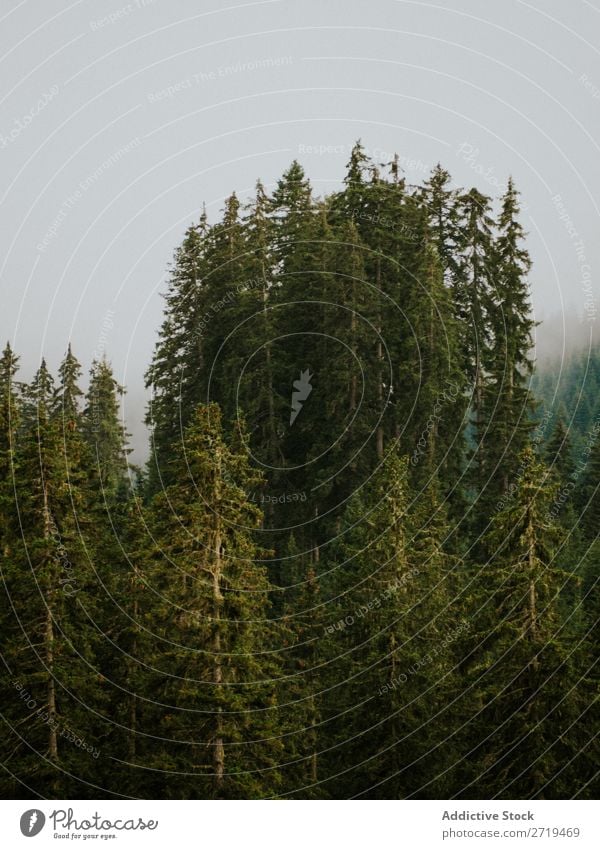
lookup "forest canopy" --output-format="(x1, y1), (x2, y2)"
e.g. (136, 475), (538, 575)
(0, 142), (597, 800)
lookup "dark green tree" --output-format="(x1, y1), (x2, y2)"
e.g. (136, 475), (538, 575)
(0, 360), (104, 798)
(463, 446), (594, 798)
(142, 404), (283, 798)
(83, 358), (130, 505)
(475, 178), (536, 526)
(320, 452), (461, 799)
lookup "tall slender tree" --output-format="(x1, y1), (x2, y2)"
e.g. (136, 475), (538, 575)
(143, 404), (283, 798)
(463, 446), (593, 798)
(475, 179), (536, 526)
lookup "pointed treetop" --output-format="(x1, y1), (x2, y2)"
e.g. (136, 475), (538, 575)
(272, 160), (312, 210)
(247, 179), (271, 222)
(282, 159), (306, 182)
(433, 162), (450, 178)
(499, 176), (523, 224)
(223, 192), (240, 224)
(197, 201), (209, 235)
(29, 358), (55, 411)
(56, 344), (83, 422)
(84, 357), (130, 497)
(426, 163), (452, 191)
(497, 175), (531, 272)
(0, 342), (19, 381)
(255, 178), (268, 199)
(344, 140), (369, 186)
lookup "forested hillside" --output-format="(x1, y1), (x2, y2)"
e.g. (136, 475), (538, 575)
(1, 143), (597, 800)
(534, 344), (600, 452)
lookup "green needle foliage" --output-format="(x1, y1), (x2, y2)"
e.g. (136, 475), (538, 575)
(0, 147), (597, 799)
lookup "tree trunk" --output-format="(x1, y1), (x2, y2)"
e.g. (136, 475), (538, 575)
(42, 486), (58, 764)
(427, 292), (437, 470)
(45, 607), (58, 762)
(128, 574), (139, 761)
(526, 514), (540, 671)
(213, 447), (225, 796)
(376, 257), (384, 459)
(350, 279), (358, 414)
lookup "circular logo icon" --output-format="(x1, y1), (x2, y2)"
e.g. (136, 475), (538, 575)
(20, 810), (45, 837)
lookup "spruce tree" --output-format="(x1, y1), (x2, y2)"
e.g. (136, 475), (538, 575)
(143, 404), (283, 798)
(0, 343), (20, 556)
(463, 446), (593, 798)
(578, 426), (600, 542)
(422, 163), (461, 287)
(320, 452), (461, 798)
(145, 217), (210, 492)
(1, 360), (103, 798)
(0, 153), (586, 800)
(545, 412), (575, 484)
(456, 188), (495, 496)
(83, 358), (130, 505)
(277, 531), (326, 797)
(475, 179), (536, 527)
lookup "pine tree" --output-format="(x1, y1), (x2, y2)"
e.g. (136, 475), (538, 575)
(456, 188), (495, 495)
(578, 426), (600, 542)
(0, 154), (588, 800)
(422, 163), (461, 287)
(407, 239), (465, 497)
(145, 216), (210, 492)
(142, 404), (283, 798)
(0, 360), (104, 798)
(462, 446), (594, 798)
(231, 181), (283, 479)
(198, 192), (248, 417)
(55, 344), (83, 424)
(0, 343), (20, 556)
(79, 356), (139, 793)
(277, 531), (326, 797)
(475, 178), (536, 527)
(320, 452), (461, 798)
(83, 358), (130, 505)
(270, 159), (313, 270)
(545, 411), (575, 484)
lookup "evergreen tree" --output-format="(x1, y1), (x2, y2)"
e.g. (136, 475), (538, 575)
(578, 426), (600, 542)
(83, 358), (130, 505)
(55, 344), (83, 424)
(142, 404), (283, 798)
(145, 216), (210, 492)
(475, 179), (535, 527)
(0, 360), (103, 798)
(456, 188), (495, 496)
(2, 152), (594, 801)
(463, 446), (594, 798)
(422, 163), (461, 287)
(0, 343), (20, 556)
(545, 411), (575, 484)
(278, 531), (326, 797)
(320, 452), (461, 798)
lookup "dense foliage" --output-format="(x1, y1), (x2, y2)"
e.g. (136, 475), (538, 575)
(1, 144), (597, 799)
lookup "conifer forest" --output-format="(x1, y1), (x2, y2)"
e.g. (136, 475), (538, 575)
(1, 144), (598, 800)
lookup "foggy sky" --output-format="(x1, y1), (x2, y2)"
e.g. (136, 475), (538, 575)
(1, 0), (599, 461)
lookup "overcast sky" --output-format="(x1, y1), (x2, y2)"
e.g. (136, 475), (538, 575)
(1, 0), (599, 460)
